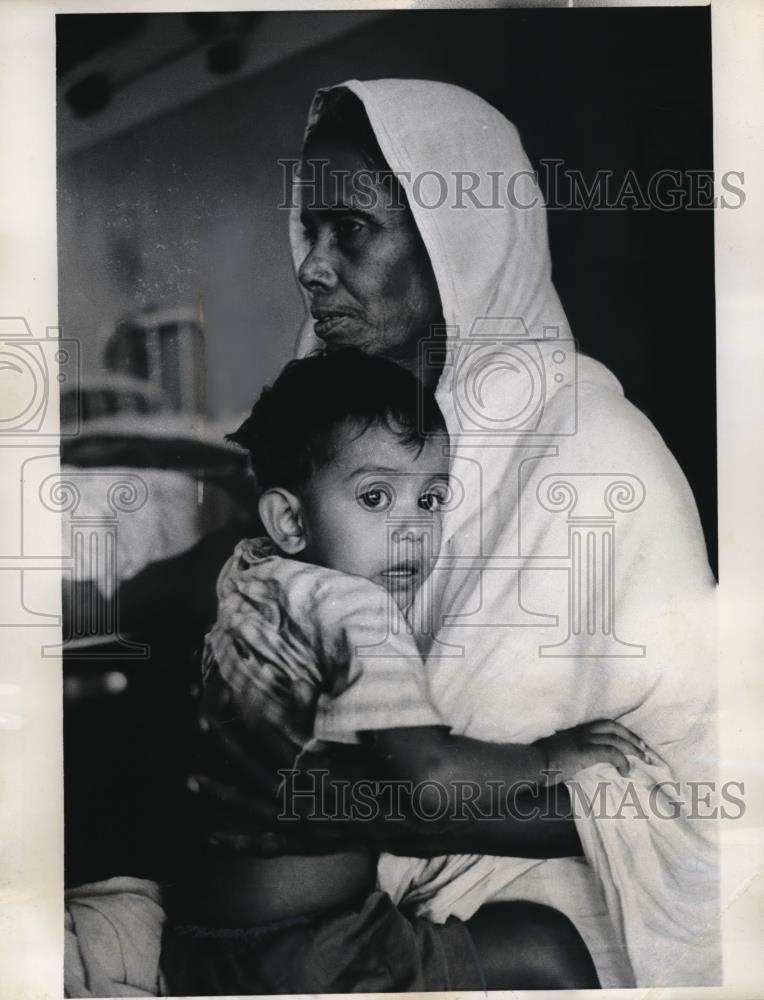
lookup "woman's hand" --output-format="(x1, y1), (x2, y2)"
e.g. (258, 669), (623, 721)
(535, 719), (658, 784)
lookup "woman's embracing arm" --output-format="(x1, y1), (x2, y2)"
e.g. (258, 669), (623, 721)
(191, 717), (585, 859)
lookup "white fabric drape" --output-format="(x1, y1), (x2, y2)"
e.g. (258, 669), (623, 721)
(293, 79), (720, 987)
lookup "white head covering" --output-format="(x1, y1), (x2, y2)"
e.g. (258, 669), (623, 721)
(290, 78), (580, 435)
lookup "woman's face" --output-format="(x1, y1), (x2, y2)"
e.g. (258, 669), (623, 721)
(297, 137), (443, 367)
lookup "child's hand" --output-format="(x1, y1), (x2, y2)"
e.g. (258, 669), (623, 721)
(535, 719), (656, 785)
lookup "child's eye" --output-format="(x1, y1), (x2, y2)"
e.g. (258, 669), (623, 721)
(418, 492), (439, 513)
(418, 484), (450, 513)
(357, 483), (394, 511)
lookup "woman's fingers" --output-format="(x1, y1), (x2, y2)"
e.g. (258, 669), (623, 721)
(585, 720), (658, 763)
(585, 733), (651, 764)
(586, 719), (646, 744)
(581, 745), (631, 778)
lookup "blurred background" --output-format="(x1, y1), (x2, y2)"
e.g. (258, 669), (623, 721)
(57, 7), (716, 886)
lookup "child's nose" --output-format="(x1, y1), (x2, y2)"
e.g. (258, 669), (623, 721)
(391, 524), (436, 553)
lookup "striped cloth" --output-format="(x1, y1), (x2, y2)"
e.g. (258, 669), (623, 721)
(204, 535), (441, 759)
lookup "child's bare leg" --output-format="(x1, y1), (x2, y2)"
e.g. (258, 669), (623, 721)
(465, 900), (600, 989)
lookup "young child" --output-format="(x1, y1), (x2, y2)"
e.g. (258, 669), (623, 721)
(163, 348), (650, 995)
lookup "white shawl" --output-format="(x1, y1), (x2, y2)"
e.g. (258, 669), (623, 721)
(293, 79), (720, 988)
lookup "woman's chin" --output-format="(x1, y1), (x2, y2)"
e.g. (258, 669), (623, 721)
(315, 321), (383, 354)
(318, 331), (366, 352)
(319, 335), (354, 351)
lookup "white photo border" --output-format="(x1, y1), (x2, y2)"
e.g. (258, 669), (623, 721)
(0, 1), (761, 997)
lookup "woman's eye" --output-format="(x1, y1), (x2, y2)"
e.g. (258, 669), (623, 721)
(336, 217), (364, 240)
(358, 484), (394, 511)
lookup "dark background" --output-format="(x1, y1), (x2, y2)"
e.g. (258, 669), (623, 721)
(58, 7), (717, 885)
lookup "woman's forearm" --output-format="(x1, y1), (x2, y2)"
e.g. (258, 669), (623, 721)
(197, 725), (581, 860)
(281, 746), (581, 858)
(378, 785), (582, 858)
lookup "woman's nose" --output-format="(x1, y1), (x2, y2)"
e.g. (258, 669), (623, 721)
(297, 239), (337, 293)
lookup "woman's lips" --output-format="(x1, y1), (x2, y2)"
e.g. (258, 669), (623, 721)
(311, 311), (354, 339)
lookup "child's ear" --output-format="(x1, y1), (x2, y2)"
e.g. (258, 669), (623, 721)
(258, 488), (306, 555)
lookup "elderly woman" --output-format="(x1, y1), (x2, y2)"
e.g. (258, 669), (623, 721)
(62, 79), (719, 999)
(286, 80), (719, 988)
(154, 79), (718, 996)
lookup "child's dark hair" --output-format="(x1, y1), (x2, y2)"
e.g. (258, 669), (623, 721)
(227, 349), (447, 492)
